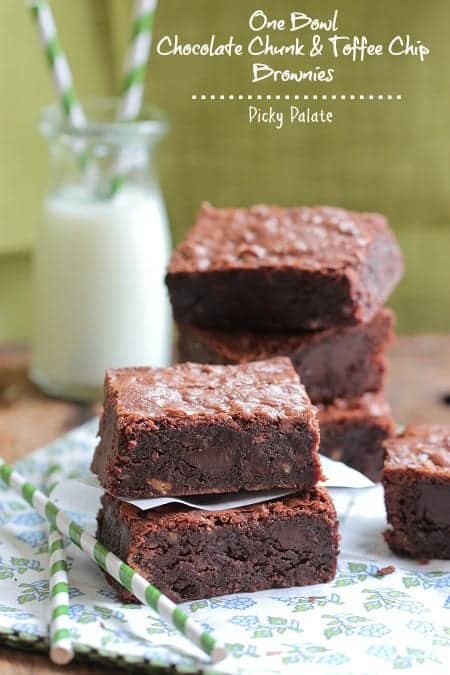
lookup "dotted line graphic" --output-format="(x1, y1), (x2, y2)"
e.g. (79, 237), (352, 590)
(192, 94), (402, 101)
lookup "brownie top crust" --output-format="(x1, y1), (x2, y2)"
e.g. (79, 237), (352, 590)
(178, 308), (393, 363)
(103, 487), (335, 528)
(105, 357), (314, 423)
(317, 392), (392, 421)
(384, 425), (450, 472)
(168, 203), (394, 273)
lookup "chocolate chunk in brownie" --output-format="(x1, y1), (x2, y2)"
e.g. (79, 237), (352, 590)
(91, 357), (321, 498)
(166, 203), (403, 331)
(318, 393), (395, 482)
(383, 425), (450, 559)
(97, 488), (339, 602)
(177, 309), (393, 404)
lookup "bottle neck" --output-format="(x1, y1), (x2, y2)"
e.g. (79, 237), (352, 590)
(46, 136), (161, 201)
(40, 99), (168, 201)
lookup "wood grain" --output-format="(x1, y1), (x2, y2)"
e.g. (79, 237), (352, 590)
(386, 334), (450, 424)
(0, 346), (100, 463)
(0, 647), (124, 675)
(0, 337), (449, 672)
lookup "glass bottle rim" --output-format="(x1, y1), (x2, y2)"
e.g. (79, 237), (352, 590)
(39, 97), (168, 144)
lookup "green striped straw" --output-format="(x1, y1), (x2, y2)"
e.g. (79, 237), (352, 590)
(106, 0), (158, 196)
(45, 466), (74, 665)
(118, 0), (158, 122)
(47, 523), (74, 664)
(29, 1), (86, 129)
(0, 459), (227, 664)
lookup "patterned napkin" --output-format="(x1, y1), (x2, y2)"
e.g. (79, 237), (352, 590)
(0, 420), (449, 674)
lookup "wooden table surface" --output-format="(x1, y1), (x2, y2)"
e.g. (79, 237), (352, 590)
(0, 337), (449, 673)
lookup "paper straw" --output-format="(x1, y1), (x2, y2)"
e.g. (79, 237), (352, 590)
(29, 1), (86, 129)
(47, 523), (74, 664)
(0, 459), (227, 664)
(106, 0), (158, 196)
(118, 0), (158, 122)
(44, 466), (74, 665)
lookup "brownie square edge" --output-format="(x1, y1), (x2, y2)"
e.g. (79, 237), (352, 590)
(97, 488), (339, 603)
(166, 204), (403, 331)
(382, 425), (450, 559)
(91, 358), (321, 498)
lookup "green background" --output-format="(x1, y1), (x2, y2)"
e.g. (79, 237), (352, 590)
(1, 0), (449, 342)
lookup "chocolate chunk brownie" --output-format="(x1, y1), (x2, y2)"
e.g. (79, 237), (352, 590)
(166, 204), (403, 331)
(177, 309), (393, 404)
(97, 488), (339, 602)
(318, 393), (395, 482)
(383, 425), (450, 559)
(91, 358), (321, 498)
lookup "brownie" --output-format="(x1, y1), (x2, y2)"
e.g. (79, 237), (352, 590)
(383, 425), (450, 559)
(318, 393), (395, 482)
(91, 357), (322, 498)
(177, 309), (393, 404)
(166, 203), (403, 331)
(97, 488), (339, 602)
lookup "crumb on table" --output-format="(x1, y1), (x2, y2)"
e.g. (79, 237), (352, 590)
(376, 565), (396, 576)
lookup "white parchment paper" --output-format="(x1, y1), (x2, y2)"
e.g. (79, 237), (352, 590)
(52, 453), (373, 513)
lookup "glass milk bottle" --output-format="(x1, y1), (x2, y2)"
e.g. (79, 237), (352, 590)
(31, 99), (172, 401)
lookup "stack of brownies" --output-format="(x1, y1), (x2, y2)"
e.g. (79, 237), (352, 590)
(93, 202), (403, 602)
(93, 358), (339, 601)
(168, 203), (404, 481)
